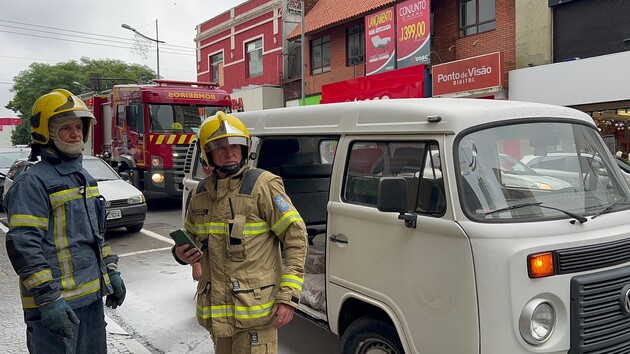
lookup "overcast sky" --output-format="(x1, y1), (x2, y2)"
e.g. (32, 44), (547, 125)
(0, 0), (248, 118)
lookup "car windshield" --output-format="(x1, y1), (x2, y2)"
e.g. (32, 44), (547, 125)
(148, 104), (230, 134)
(0, 150), (30, 168)
(83, 159), (120, 181)
(457, 120), (630, 222)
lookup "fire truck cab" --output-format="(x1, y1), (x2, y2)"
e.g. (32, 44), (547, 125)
(87, 80), (232, 200)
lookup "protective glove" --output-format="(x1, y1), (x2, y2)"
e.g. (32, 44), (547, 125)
(39, 298), (79, 339)
(106, 271), (126, 309)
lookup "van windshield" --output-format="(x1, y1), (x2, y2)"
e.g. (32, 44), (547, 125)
(457, 120), (630, 222)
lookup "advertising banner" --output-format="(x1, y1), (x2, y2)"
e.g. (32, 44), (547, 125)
(365, 6), (396, 76)
(396, 0), (431, 68)
(321, 65), (425, 103)
(432, 52), (502, 97)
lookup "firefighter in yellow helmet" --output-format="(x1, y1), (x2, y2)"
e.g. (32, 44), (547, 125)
(174, 111), (308, 353)
(4, 89), (125, 353)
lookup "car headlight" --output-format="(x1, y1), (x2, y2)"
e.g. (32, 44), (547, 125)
(127, 194), (145, 205)
(531, 182), (553, 190)
(519, 298), (556, 345)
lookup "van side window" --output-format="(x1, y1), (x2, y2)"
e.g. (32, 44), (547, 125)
(343, 141), (446, 215)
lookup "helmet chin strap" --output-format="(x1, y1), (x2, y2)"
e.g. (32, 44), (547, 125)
(216, 162), (243, 177)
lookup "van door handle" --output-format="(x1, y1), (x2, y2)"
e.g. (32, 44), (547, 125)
(329, 234), (348, 244)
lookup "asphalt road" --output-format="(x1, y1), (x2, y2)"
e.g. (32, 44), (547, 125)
(1, 198), (340, 354)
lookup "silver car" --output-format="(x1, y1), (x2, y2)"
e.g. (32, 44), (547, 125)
(3, 155), (147, 233)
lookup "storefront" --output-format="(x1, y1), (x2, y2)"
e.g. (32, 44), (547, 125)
(509, 51), (630, 154)
(320, 65), (427, 103)
(431, 52), (506, 99)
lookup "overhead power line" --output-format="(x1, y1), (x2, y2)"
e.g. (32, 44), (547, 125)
(0, 29), (193, 56)
(0, 19), (196, 53)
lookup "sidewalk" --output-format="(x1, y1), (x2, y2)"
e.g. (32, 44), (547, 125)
(0, 221), (153, 354)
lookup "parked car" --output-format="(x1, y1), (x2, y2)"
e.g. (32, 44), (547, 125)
(499, 154), (573, 190)
(3, 155), (147, 232)
(521, 152), (610, 188)
(0, 147), (31, 210)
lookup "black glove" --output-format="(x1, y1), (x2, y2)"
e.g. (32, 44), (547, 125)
(106, 271), (126, 309)
(39, 298), (80, 339)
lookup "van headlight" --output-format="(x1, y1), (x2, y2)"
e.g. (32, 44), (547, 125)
(519, 298), (556, 345)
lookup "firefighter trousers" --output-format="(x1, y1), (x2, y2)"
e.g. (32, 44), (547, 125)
(214, 325), (278, 354)
(24, 298), (107, 354)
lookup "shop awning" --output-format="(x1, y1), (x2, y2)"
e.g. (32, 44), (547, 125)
(287, 0), (396, 40)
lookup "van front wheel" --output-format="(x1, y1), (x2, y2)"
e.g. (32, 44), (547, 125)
(341, 316), (403, 354)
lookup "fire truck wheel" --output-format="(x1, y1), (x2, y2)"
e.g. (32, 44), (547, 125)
(126, 223), (144, 233)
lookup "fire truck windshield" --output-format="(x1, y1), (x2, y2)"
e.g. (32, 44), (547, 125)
(148, 104), (230, 133)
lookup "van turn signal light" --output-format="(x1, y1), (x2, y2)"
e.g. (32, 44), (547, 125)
(528, 252), (555, 278)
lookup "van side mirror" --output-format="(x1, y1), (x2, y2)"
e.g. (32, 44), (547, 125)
(377, 177), (417, 228)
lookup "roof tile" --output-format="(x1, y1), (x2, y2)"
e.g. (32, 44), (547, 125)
(288, 0), (396, 39)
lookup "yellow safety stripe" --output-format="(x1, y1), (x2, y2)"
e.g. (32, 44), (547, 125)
(20, 279), (102, 309)
(280, 274), (304, 291)
(271, 212), (303, 235)
(86, 186), (99, 198)
(62, 279), (101, 301)
(49, 187), (99, 208)
(186, 221), (271, 236)
(49, 188), (82, 207)
(186, 221), (228, 235)
(9, 214), (48, 229)
(196, 300), (275, 320)
(102, 245), (113, 258)
(23, 269), (53, 290)
(52, 202), (75, 290)
(243, 222), (271, 235)
(149, 134), (196, 145)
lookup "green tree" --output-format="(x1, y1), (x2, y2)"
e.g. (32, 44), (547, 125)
(5, 57), (155, 145)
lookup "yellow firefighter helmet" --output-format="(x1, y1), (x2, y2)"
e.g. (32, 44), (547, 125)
(198, 111), (250, 167)
(30, 89), (96, 144)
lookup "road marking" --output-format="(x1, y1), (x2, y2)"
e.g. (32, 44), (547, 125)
(0, 219), (8, 233)
(140, 228), (175, 244)
(118, 247), (173, 258)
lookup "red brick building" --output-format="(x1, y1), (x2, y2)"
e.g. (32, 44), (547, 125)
(196, 0), (522, 107)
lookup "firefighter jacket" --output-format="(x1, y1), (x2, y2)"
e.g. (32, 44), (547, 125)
(4, 155), (117, 312)
(183, 166), (308, 337)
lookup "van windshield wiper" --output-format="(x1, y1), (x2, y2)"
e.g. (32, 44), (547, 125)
(591, 198), (630, 219)
(482, 202), (588, 224)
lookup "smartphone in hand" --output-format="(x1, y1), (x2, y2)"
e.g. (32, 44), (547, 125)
(169, 229), (202, 253)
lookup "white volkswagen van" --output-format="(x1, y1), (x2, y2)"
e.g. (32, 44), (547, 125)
(182, 98), (630, 354)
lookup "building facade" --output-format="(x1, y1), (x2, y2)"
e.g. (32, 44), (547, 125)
(0, 118), (21, 148)
(196, 0), (526, 108)
(194, 0), (295, 111)
(200, 1), (618, 110)
(509, 0), (630, 154)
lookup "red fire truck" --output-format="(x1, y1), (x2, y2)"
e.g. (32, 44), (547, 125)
(86, 80), (233, 199)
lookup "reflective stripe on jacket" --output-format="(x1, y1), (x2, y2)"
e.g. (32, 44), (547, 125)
(5, 156), (116, 311)
(184, 166), (307, 337)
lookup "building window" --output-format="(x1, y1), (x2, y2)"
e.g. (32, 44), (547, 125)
(346, 24), (365, 66)
(246, 39), (263, 78)
(210, 52), (223, 83)
(459, 0), (496, 37)
(311, 35), (330, 74)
